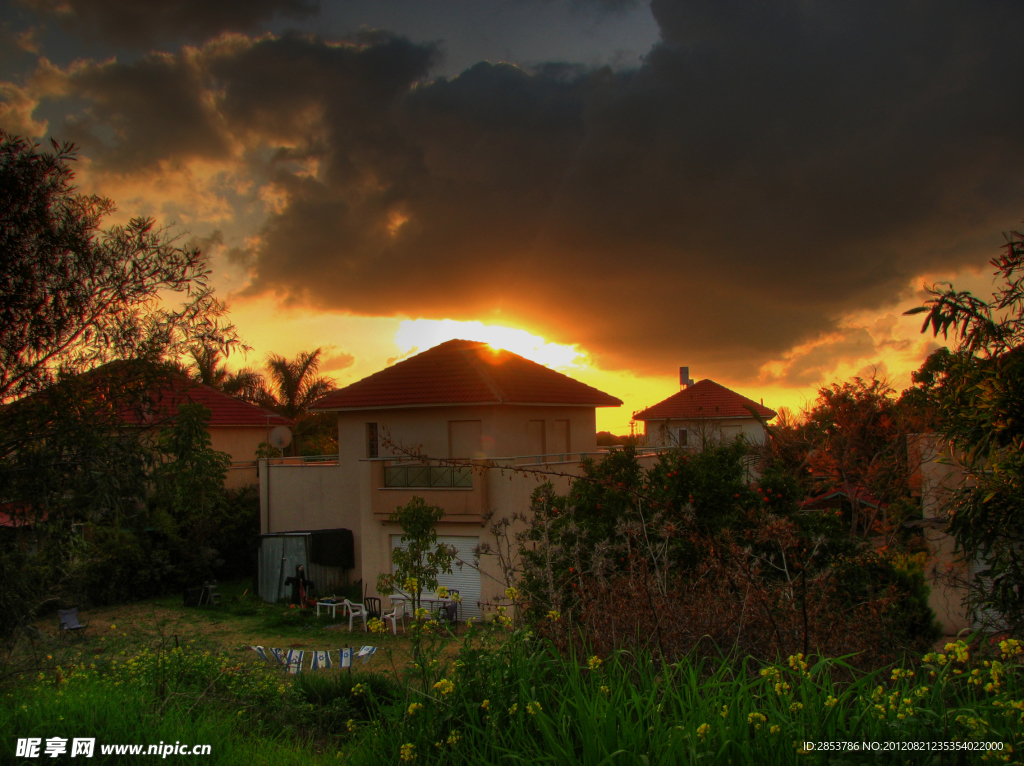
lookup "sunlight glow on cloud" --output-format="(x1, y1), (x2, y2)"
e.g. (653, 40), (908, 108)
(394, 319), (583, 370)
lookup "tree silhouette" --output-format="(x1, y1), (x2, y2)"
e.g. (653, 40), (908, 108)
(258, 348), (336, 455)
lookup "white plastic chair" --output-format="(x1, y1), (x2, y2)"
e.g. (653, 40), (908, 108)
(343, 599), (368, 632)
(383, 602), (406, 634)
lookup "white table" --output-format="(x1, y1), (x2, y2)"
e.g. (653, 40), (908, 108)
(315, 600), (344, 619)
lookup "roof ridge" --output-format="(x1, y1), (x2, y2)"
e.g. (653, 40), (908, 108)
(459, 345), (508, 403)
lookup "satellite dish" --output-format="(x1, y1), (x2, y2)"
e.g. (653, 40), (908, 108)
(269, 426), (293, 451)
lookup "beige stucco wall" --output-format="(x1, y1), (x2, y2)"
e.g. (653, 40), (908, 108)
(263, 402), (619, 606)
(336, 404), (599, 463)
(642, 417), (768, 448)
(357, 452), (662, 615)
(209, 425), (270, 489)
(259, 460), (362, 580)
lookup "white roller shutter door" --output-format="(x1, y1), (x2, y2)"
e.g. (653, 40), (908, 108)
(391, 535), (482, 619)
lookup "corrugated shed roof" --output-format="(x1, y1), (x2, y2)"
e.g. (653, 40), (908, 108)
(633, 379), (776, 421)
(311, 339), (623, 410)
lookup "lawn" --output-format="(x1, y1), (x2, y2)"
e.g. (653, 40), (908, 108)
(2, 584), (1022, 764)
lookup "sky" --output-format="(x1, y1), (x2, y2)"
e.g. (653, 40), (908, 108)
(3, 0), (1023, 434)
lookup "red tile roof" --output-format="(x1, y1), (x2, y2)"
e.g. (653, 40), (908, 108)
(311, 339), (623, 410)
(140, 377), (293, 427)
(633, 380), (776, 421)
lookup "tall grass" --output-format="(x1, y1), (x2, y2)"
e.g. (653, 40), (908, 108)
(0, 647), (337, 765)
(347, 628), (1024, 765)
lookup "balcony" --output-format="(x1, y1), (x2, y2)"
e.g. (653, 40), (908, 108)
(370, 459), (487, 524)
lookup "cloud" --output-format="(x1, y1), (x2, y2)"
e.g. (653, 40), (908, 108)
(28, 2), (1024, 383)
(0, 81), (46, 136)
(20, 0), (319, 47)
(319, 349), (355, 373)
(761, 327), (880, 388)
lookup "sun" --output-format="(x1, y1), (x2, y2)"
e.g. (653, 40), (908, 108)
(394, 319), (583, 369)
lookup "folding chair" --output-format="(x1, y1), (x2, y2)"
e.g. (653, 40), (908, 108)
(57, 608), (88, 640)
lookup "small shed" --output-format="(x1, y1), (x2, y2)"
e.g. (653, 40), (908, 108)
(258, 528), (355, 603)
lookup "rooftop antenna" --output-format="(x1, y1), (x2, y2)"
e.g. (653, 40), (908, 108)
(679, 367), (694, 390)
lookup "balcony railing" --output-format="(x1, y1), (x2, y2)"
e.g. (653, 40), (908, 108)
(383, 464), (473, 489)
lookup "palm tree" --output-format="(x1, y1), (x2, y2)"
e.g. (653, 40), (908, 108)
(182, 344), (265, 403)
(261, 349), (336, 419)
(260, 349), (337, 455)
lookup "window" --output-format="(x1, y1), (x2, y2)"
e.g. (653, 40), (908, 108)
(367, 422), (378, 458)
(677, 429), (688, 447)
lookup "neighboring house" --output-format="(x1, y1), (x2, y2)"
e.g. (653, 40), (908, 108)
(257, 339), (651, 614)
(634, 378), (777, 449)
(138, 375), (293, 488)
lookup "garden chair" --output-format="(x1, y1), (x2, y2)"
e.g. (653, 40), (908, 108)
(342, 599), (368, 632)
(383, 602), (406, 634)
(364, 596), (382, 620)
(57, 608), (88, 640)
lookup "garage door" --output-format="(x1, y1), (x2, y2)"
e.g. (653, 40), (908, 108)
(391, 535), (482, 619)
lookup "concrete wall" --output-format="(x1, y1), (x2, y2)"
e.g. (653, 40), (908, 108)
(913, 434), (972, 634)
(642, 417), (767, 449)
(259, 459), (362, 582)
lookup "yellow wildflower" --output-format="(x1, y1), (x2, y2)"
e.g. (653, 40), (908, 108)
(351, 683), (365, 696)
(480, 699), (490, 710)
(547, 610), (561, 621)
(824, 695), (838, 708)
(399, 743), (416, 762)
(527, 701), (542, 716)
(433, 678), (455, 696)
(696, 723), (710, 740)
(436, 586), (449, 599)
(446, 731), (461, 746)
(505, 586), (519, 601)
(587, 655), (603, 671)
(407, 703), (424, 716)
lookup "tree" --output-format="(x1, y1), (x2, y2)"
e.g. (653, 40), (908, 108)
(0, 132), (242, 636)
(0, 131), (243, 405)
(150, 403), (232, 583)
(257, 348), (336, 455)
(907, 228), (1024, 629)
(181, 343), (264, 402)
(376, 497), (455, 614)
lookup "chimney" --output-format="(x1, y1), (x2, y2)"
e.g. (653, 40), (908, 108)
(679, 367), (694, 390)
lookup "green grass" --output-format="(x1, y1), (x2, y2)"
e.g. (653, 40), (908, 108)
(9, 588), (1023, 764)
(344, 630), (1024, 765)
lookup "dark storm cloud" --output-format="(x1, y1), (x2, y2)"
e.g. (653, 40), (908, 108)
(21, 0), (318, 47)
(59, 51), (228, 170)
(46, 1), (1024, 378)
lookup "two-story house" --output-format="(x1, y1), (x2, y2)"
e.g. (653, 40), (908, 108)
(257, 339), (642, 615)
(634, 377), (776, 450)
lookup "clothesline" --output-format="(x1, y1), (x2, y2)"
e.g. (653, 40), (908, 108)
(249, 645), (377, 674)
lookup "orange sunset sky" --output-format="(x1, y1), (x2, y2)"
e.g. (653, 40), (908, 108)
(3, 0), (1022, 431)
